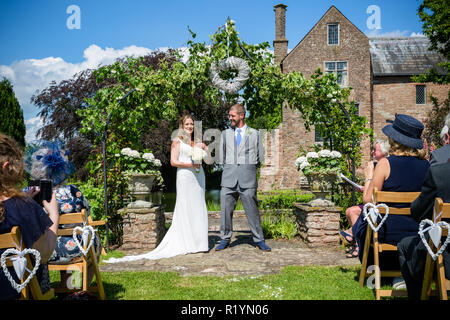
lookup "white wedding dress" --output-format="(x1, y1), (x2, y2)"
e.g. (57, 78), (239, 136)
(104, 138), (209, 263)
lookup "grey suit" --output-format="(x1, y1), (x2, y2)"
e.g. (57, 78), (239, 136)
(219, 126), (265, 243)
(430, 144), (450, 166)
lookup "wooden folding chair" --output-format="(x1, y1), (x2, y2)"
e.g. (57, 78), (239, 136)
(47, 209), (106, 300)
(421, 197), (450, 300)
(0, 226), (55, 300)
(359, 188), (420, 300)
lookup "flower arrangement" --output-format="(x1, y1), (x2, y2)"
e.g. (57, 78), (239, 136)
(295, 149), (342, 176)
(191, 146), (207, 173)
(115, 148), (164, 190)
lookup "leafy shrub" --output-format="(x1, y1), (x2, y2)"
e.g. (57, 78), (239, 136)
(262, 212), (297, 240)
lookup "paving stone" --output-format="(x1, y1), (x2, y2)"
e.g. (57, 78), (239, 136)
(100, 217), (360, 276)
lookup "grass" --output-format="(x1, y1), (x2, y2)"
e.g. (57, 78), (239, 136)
(50, 259), (378, 300)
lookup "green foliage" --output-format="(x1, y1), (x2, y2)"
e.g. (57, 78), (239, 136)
(262, 212), (298, 240)
(411, 0), (450, 84)
(68, 265), (374, 300)
(422, 92), (450, 151)
(258, 191), (313, 209)
(0, 78), (26, 146)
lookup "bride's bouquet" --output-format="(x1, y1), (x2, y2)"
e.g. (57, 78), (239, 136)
(191, 146), (207, 173)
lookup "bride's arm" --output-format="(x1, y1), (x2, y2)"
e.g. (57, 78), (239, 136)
(170, 140), (198, 169)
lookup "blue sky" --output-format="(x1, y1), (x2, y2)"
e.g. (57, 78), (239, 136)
(0, 0), (426, 141)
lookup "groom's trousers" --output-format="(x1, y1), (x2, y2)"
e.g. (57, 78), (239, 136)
(220, 183), (264, 243)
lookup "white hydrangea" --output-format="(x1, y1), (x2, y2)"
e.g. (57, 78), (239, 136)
(330, 151), (342, 158)
(120, 148), (140, 158)
(153, 159), (162, 167)
(142, 152), (155, 161)
(299, 161), (310, 170)
(319, 149), (331, 157)
(120, 147), (132, 156)
(306, 152), (319, 159)
(295, 156), (307, 167)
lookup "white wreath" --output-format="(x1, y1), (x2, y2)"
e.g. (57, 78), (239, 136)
(210, 56), (250, 94)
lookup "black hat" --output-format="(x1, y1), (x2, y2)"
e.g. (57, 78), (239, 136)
(382, 114), (424, 149)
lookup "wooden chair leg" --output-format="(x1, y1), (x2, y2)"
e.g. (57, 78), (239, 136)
(373, 234), (381, 300)
(436, 254), (448, 300)
(89, 248), (105, 300)
(421, 253), (435, 300)
(359, 228), (372, 287)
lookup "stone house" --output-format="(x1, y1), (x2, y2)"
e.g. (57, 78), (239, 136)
(258, 4), (449, 191)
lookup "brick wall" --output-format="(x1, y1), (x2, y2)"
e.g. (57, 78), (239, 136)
(372, 77), (449, 140)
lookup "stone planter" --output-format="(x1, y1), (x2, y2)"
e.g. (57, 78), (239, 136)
(127, 173), (156, 208)
(305, 172), (338, 206)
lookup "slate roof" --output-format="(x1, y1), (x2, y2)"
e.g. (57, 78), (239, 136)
(369, 37), (447, 76)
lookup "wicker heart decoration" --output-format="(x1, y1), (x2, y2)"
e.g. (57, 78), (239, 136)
(1, 248), (41, 293)
(73, 226), (95, 256)
(418, 219), (450, 261)
(363, 202), (389, 232)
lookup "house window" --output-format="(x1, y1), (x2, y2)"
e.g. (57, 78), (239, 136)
(328, 24), (339, 45)
(325, 61), (348, 87)
(416, 85), (426, 104)
(315, 129), (324, 143)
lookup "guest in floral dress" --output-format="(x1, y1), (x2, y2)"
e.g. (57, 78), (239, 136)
(24, 140), (102, 289)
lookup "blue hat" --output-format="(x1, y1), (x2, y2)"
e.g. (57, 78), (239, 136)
(382, 114), (424, 149)
(24, 140), (75, 185)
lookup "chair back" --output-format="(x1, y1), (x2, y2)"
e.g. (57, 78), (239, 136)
(373, 188), (420, 215)
(432, 197), (450, 236)
(0, 226), (54, 299)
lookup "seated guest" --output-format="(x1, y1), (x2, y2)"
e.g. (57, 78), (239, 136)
(0, 134), (59, 300)
(352, 114), (429, 272)
(341, 140), (389, 258)
(430, 112), (450, 166)
(397, 118), (450, 299)
(24, 140), (102, 288)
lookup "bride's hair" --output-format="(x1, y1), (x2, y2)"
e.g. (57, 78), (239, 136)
(177, 114), (196, 145)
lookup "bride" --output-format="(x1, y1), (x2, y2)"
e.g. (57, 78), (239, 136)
(104, 114), (209, 263)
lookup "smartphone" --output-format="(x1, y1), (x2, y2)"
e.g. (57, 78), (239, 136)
(28, 179), (53, 206)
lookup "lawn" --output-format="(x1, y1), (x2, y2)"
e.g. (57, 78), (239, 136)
(51, 263), (377, 300)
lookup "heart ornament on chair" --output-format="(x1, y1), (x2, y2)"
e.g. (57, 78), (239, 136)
(1, 248), (41, 293)
(73, 225), (95, 256)
(418, 219), (450, 261)
(363, 202), (389, 232)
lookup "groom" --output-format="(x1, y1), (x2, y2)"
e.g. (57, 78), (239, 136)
(215, 104), (271, 252)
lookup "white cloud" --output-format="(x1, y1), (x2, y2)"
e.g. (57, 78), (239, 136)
(24, 116), (43, 142)
(366, 29), (426, 38)
(0, 44), (164, 143)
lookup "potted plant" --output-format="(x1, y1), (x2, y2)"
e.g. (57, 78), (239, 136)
(295, 148), (342, 205)
(115, 148), (163, 207)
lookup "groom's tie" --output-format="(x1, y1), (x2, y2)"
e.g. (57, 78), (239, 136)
(236, 128), (242, 147)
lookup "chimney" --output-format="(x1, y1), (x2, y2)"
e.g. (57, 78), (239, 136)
(273, 4), (288, 66)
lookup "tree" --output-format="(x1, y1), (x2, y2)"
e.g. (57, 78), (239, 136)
(412, 0), (450, 153)
(0, 78), (26, 146)
(412, 0), (450, 84)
